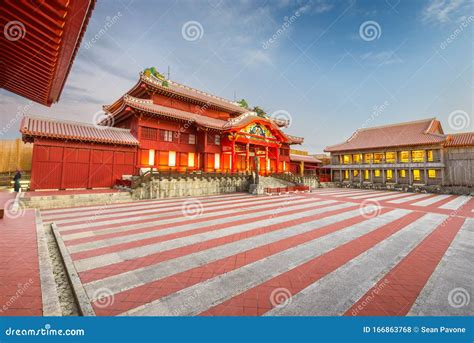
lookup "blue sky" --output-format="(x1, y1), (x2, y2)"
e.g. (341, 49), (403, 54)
(1, 0), (472, 152)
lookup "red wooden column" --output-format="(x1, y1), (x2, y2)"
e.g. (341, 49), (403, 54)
(231, 140), (236, 173)
(265, 146), (269, 176)
(245, 143), (250, 171)
(275, 145), (280, 173)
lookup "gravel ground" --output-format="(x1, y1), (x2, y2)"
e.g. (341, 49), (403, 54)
(43, 223), (79, 316)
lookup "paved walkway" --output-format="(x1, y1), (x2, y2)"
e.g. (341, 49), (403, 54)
(44, 189), (473, 316)
(0, 191), (43, 316)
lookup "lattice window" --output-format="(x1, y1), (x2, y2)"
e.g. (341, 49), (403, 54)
(142, 127), (157, 140)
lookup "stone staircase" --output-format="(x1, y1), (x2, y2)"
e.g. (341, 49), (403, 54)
(249, 176), (296, 195)
(259, 176), (295, 188)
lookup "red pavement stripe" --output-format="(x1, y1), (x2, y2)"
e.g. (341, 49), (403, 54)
(70, 200), (343, 260)
(41, 193), (251, 217)
(92, 207), (392, 315)
(394, 193), (440, 206)
(64, 196), (328, 244)
(49, 194), (264, 223)
(344, 216), (466, 316)
(0, 209), (43, 316)
(448, 197), (474, 218)
(59, 195), (319, 236)
(422, 195), (458, 209)
(200, 211), (425, 316)
(305, 193), (466, 218)
(60, 193), (326, 237)
(79, 204), (361, 284)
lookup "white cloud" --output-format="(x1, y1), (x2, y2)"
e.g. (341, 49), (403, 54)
(246, 50), (273, 66)
(422, 0), (470, 24)
(360, 51), (403, 65)
(297, 0), (334, 15)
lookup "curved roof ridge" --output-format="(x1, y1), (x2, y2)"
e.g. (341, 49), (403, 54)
(140, 72), (246, 112)
(357, 117), (436, 131)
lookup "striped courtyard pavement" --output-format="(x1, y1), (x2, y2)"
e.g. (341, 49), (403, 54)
(41, 189), (474, 316)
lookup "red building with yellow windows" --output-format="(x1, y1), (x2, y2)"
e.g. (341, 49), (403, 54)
(21, 69), (305, 190)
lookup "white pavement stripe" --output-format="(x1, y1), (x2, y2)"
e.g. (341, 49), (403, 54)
(439, 196), (471, 211)
(368, 193), (415, 202)
(73, 201), (354, 272)
(330, 191), (385, 198)
(411, 195), (451, 207)
(408, 218), (474, 316)
(50, 194), (304, 225)
(387, 193), (431, 204)
(310, 189), (357, 194)
(41, 193), (250, 216)
(57, 195), (311, 231)
(308, 189), (376, 196)
(44, 196), (265, 224)
(120, 210), (409, 316)
(348, 192), (393, 200)
(84, 205), (375, 299)
(60, 197), (326, 238)
(67, 200), (337, 253)
(266, 213), (447, 316)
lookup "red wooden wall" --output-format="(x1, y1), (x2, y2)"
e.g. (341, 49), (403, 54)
(30, 139), (137, 190)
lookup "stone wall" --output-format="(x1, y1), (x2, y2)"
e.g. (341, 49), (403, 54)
(132, 175), (252, 200)
(333, 181), (473, 195)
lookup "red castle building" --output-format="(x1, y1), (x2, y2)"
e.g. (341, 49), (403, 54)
(21, 68), (310, 190)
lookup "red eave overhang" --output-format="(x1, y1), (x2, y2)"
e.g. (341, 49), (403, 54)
(0, 0), (96, 106)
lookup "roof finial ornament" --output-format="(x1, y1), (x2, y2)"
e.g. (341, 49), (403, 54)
(143, 67), (169, 87)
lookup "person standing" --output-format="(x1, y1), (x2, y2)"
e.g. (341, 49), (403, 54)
(13, 169), (21, 192)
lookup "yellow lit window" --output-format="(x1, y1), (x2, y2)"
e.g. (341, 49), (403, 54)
(353, 154), (362, 164)
(188, 152), (195, 167)
(344, 170), (349, 179)
(364, 154), (373, 163)
(343, 155), (352, 164)
(354, 170), (359, 177)
(387, 170), (393, 180)
(148, 149), (155, 166)
(399, 151), (410, 163)
(364, 170), (369, 180)
(427, 150), (434, 162)
(168, 151), (176, 167)
(374, 169), (381, 177)
(373, 153), (384, 164)
(428, 169), (436, 178)
(412, 150), (424, 163)
(413, 169), (421, 181)
(385, 152), (396, 163)
(400, 170), (406, 178)
(214, 153), (220, 169)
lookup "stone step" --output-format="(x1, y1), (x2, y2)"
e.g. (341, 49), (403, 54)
(22, 191), (133, 210)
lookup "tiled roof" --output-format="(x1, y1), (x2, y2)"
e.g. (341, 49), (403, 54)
(20, 115), (139, 145)
(1, 0), (96, 106)
(119, 95), (304, 144)
(122, 95), (227, 129)
(325, 118), (446, 152)
(290, 154), (322, 163)
(140, 73), (247, 114)
(444, 132), (474, 147)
